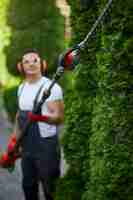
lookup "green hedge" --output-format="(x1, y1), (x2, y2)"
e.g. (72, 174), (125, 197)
(3, 85), (18, 121)
(84, 0), (133, 199)
(55, 1), (97, 199)
(0, 0), (11, 84)
(56, 0), (133, 199)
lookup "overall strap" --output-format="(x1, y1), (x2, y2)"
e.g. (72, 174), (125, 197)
(17, 82), (26, 109)
(33, 83), (45, 110)
(17, 81), (45, 112)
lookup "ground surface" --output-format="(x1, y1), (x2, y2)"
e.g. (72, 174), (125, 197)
(0, 93), (25, 200)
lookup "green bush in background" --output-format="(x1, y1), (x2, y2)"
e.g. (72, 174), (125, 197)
(3, 85), (18, 121)
(0, 0), (11, 84)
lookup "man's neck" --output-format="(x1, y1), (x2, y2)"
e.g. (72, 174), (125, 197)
(25, 74), (42, 84)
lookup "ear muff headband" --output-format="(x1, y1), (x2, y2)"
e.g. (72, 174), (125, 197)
(17, 59), (47, 75)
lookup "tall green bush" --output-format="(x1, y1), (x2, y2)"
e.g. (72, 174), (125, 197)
(55, 1), (98, 199)
(0, 0), (11, 84)
(56, 0), (133, 199)
(84, 0), (133, 199)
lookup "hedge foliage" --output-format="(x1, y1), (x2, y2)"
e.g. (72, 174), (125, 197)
(55, 0), (133, 199)
(55, 1), (98, 199)
(0, 0), (11, 84)
(85, 0), (133, 199)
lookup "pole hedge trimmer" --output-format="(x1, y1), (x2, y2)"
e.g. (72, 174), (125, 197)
(0, 0), (113, 172)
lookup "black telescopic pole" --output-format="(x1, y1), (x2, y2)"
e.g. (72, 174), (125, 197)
(78, 0), (113, 49)
(33, 66), (64, 114)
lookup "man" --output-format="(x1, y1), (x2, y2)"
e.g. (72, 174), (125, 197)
(15, 51), (64, 200)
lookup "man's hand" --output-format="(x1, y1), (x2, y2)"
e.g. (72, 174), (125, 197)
(46, 100), (64, 124)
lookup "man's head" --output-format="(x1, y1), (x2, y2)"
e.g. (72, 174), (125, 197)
(17, 51), (47, 76)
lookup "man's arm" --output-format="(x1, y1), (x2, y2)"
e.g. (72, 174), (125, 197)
(13, 111), (22, 141)
(46, 100), (64, 125)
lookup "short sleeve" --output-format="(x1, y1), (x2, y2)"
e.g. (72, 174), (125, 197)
(47, 83), (63, 101)
(17, 83), (24, 97)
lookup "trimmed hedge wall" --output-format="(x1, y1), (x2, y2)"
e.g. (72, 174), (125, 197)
(85, 0), (133, 199)
(55, 1), (98, 199)
(56, 0), (133, 200)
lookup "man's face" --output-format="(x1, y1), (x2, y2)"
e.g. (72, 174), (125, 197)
(22, 53), (41, 75)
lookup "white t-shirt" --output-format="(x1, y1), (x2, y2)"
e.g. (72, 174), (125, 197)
(17, 76), (63, 138)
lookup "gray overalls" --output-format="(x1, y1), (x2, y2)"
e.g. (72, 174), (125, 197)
(17, 83), (61, 200)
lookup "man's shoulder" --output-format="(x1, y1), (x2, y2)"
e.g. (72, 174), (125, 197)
(42, 76), (62, 91)
(18, 81), (25, 90)
(41, 76), (50, 82)
(41, 77), (63, 101)
(17, 81), (26, 96)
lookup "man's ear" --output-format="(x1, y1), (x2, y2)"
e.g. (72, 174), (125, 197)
(42, 60), (48, 71)
(17, 62), (23, 74)
(41, 60), (48, 75)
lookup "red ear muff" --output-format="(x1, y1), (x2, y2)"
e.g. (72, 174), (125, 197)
(17, 62), (24, 74)
(41, 60), (48, 75)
